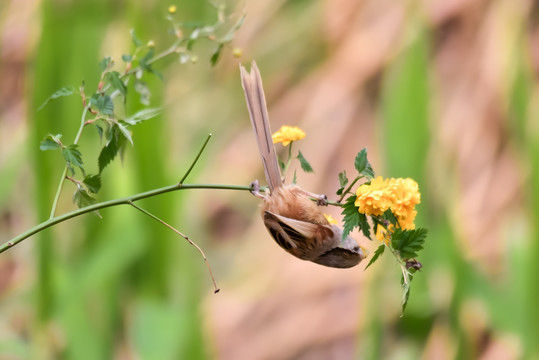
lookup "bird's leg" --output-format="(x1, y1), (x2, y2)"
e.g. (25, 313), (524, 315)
(301, 189), (328, 206)
(250, 180), (267, 200)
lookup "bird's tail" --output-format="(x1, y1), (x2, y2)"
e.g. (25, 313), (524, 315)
(239, 62), (282, 192)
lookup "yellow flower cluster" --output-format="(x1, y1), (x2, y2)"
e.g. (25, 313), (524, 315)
(355, 176), (421, 231)
(272, 126), (306, 146)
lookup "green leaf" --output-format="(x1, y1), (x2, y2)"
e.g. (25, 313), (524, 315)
(124, 108), (161, 125)
(292, 170), (297, 184)
(62, 144), (84, 175)
(90, 93), (114, 115)
(130, 29), (143, 47)
(338, 171), (348, 188)
(401, 280), (411, 314)
(105, 71), (127, 97)
(354, 148), (375, 179)
(95, 125), (104, 141)
(365, 244), (385, 270)
(134, 80), (151, 106)
(337, 170), (348, 195)
(40, 134), (62, 151)
(83, 174), (101, 194)
(99, 56), (113, 71)
(296, 151), (314, 173)
(98, 126), (126, 174)
(279, 160), (286, 173)
(358, 212), (371, 239)
(117, 122), (133, 146)
(139, 50), (162, 80)
(391, 228), (427, 259)
(122, 54), (133, 62)
(38, 86), (76, 111)
(341, 195), (360, 240)
(210, 43), (224, 66)
(73, 186), (96, 209)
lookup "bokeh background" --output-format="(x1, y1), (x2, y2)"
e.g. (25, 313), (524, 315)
(1, 0), (538, 359)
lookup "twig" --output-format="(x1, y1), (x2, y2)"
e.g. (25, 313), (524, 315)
(179, 134), (212, 184)
(129, 201), (220, 293)
(49, 105), (91, 219)
(337, 175), (361, 203)
(0, 183), (252, 254)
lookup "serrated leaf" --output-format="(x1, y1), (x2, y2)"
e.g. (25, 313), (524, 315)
(354, 148), (375, 179)
(341, 195), (360, 240)
(40, 134), (62, 151)
(365, 244), (385, 270)
(122, 54), (133, 62)
(358, 213), (371, 239)
(98, 126), (126, 174)
(98, 141), (117, 174)
(124, 108), (161, 125)
(90, 94), (114, 115)
(134, 80), (151, 105)
(296, 151), (314, 173)
(130, 29), (143, 47)
(338, 171), (349, 188)
(96, 125), (104, 141)
(105, 71), (127, 97)
(73, 186), (96, 208)
(38, 86), (76, 111)
(210, 43), (224, 66)
(117, 122), (133, 145)
(62, 144), (84, 175)
(391, 228), (427, 259)
(83, 174), (102, 193)
(99, 57), (113, 71)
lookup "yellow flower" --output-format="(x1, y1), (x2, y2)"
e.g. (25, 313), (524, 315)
(168, 5), (177, 14)
(324, 214), (338, 225)
(355, 176), (393, 216)
(356, 177), (421, 229)
(272, 126), (306, 146)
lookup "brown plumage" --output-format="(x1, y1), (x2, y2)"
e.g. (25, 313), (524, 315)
(239, 62), (366, 268)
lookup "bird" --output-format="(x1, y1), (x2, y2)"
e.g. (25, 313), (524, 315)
(239, 61), (366, 268)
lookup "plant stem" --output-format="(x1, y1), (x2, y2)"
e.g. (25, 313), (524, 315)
(179, 134), (212, 184)
(1, 183), (252, 254)
(49, 105), (90, 219)
(129, 201), (219, 293)
(337, 175), (362, 203)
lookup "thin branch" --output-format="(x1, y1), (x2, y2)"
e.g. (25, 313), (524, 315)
(0, 183), (253, 255)
(179, 134), (212, 184)
(129, 201), (219, 293)
(337, 175), (361, 203)
(49, 105), (91, 219)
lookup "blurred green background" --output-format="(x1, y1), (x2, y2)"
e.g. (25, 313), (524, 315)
(0, 0), (537, 359)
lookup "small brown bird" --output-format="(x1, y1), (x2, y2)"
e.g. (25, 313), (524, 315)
(239, 62), (366, 268)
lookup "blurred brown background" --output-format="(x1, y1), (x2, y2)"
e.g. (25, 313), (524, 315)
(0, 0), (537, 359)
